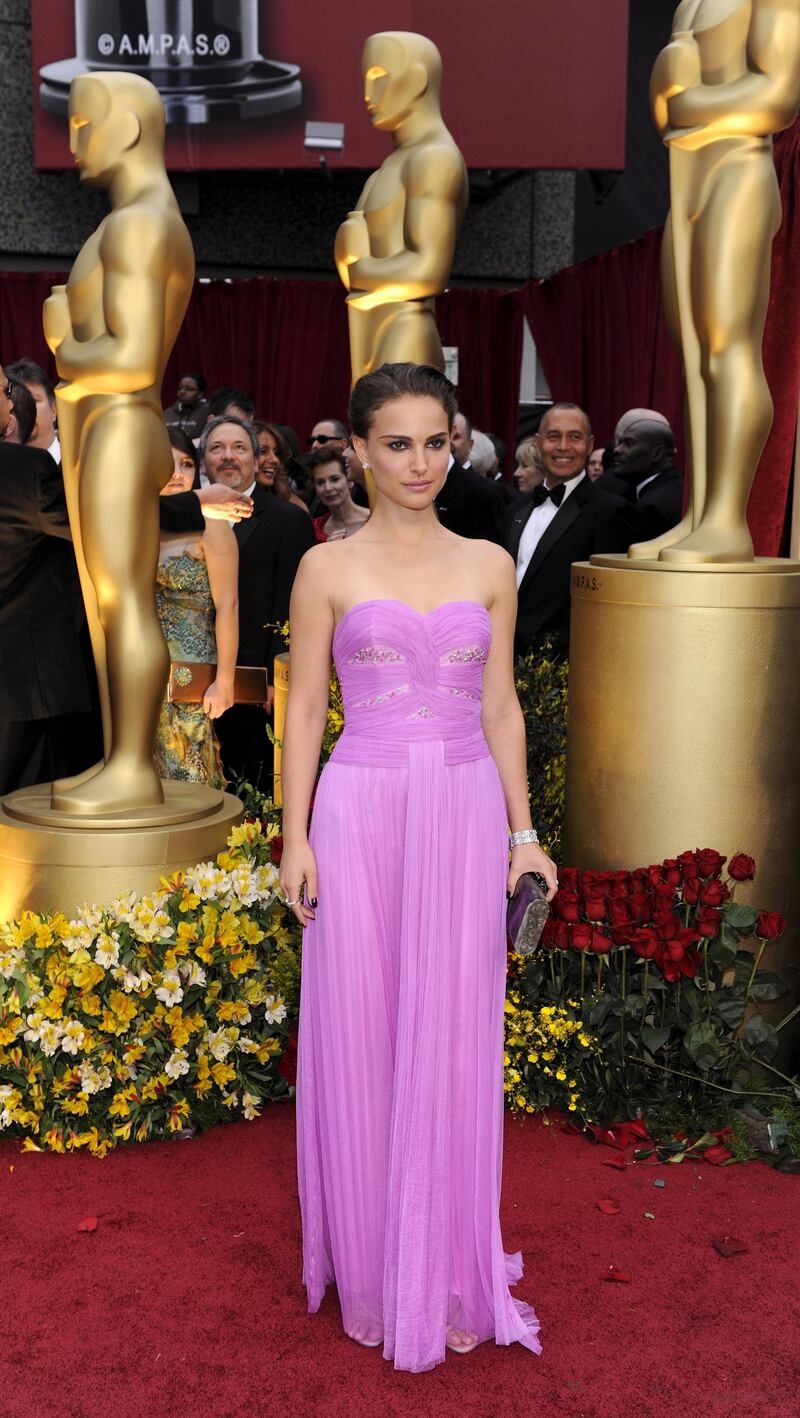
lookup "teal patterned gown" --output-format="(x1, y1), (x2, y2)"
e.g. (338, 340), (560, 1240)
(155, 551), (226, 789)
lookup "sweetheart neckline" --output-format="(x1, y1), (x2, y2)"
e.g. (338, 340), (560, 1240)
(333, 598), (491, 641)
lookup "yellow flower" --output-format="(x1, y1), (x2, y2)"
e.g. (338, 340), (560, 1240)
(167, 1100), (190, 1132)
(568, 1102), (577, 1111)
(211, 1060), (236, 1089)
(229, 821), (260, 848)
(113, 1120), (134, 1141)
(61, 1095), (90, 1116)
(108, 991), (138, 1025)
(255, 1038), (281, 1063)
(515, 1093), (527, 1108)
(177, 921), (198, 945)
(228, 950), (257, 979)
(556, 1069), (567, 1082)
(217, 1001), (250, 1023)
(240, 919), (264, 946)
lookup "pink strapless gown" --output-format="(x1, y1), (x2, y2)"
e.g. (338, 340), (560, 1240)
(296, 600), (542, 1372)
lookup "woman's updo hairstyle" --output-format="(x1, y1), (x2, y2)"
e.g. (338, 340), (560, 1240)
(348, 362), (458, 440)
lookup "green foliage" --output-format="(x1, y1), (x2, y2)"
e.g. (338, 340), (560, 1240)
(514, 642), (568, 855)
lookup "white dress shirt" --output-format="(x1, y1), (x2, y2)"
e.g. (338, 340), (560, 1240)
(515, 472), (586, 589)
(47, 434), (61, 464)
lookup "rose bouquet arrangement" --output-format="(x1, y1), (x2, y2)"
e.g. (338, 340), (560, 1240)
(0, 822), (301, 1157)
(508, 850), (791, 1121)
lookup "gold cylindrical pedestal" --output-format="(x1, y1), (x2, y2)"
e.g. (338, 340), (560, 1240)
(565, 560), (800, 1045)
(0, 791), (244, 921)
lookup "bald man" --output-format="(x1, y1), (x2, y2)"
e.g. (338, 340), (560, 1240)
(607, 416), (684, 547)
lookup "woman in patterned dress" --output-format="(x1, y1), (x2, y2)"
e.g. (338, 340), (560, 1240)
(154, 430), (239, 788)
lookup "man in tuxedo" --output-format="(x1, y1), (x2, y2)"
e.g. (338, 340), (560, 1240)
(607, 415), (684, 545)
(504, 402), (626, 658)
(201, 415), (315, 791)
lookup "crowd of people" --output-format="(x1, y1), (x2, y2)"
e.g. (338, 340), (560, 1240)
(0, 356), (684, 800)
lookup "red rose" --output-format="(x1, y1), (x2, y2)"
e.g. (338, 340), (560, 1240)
(654, 912), (679, 941)
(728, 854), (756, 882)
(656, 943), (701, 982)
(269, 834), (284, 865)
(588, 929), (614, 954)
(555, 891), (581, 923)
(542, 918), (570, 950)
(678, 850), (700, 881)
(700, 879), (729, 907)
(570, 923), (593, 951)
(653, 881), (679, 908)
(756, 911), (787, 940)
(583, 894), (607, 921)
(630, 927), (659, 959)
(559, 867), (580, 893)
(606, 876), (630, 899)
(696, 906), (721, 939)
(682, 879), (701, 905)
(607, 898), (634, 929)
(696, 848), (727, 878)
(611, 926), (639, 948)
(629, 893), (653, 924)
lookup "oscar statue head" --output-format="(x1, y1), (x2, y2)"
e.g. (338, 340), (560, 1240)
(69, 72), (166, 186)
(361, 31), (443, 133)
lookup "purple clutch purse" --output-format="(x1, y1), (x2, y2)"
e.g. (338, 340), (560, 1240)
(506, 872), (550, 956)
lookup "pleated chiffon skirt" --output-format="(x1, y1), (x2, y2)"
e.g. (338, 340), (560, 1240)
(296, 739), (542, 1372)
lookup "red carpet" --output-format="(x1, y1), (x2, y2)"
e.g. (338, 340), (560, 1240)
(2, 1106), (798, 1418)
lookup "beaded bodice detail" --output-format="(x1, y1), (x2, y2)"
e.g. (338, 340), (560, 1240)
(333, 600), (491, 739)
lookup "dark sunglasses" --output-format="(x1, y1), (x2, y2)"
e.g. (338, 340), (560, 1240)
(308, 433), (335, 447)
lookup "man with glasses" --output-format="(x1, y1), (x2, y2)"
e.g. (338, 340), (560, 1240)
(308, 418), (348, 453)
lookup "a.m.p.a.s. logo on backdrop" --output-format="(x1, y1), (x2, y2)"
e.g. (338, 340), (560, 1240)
(31, 0), (629, 172)
(38, 0), (303, 125)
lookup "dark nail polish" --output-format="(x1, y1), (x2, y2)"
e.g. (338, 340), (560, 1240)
(310, 897), (318, 908)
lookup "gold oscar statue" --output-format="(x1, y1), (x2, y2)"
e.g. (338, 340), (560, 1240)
(632, 0), (800, 565)
(565, 2), (800, 1038)
(335, 31), (468, 382)
(0, 72), (241, 916)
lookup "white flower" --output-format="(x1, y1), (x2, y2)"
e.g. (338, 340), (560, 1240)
(205, 1028), (232, 1061)
(78, 1062), (112, 1094)
(228, 864), (258, 907)
(236, 1035), (257, 1053)
(179, 960), (207, 988)
(64, 920), (96, 955)
(121, 968), (152, 995)
(184, 862), (230, 901)
(242, 1091), (261, 1120)
(165, 1049), (190, 1080)
(109, 892), (137, 924)
(60, 1020), (86, 1054)
(263, 994), (287, 1025)
(95, 931), (120, 969)
(154, 971), (183, 1007)
(131, 897), (174, 944)
(254, 865), (280, 901)
(37, 1021), (63, 1057)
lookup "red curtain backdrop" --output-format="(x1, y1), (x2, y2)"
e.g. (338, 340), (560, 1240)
(436, 287), (525, 472)
(0, 273), (523, 464)
(521, 116), (800, 556)
(519, 228), (684, 458)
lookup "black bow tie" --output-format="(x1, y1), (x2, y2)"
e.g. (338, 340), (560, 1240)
(532, 483), (566, 508)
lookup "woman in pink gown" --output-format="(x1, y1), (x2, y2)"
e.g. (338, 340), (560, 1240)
(280, 363), (557, 1373)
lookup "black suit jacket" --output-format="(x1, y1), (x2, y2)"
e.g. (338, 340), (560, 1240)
(606, 465), (685, 547)
(435, 461), (504, 543)
(0, 443), (90, 721)
(504, 477), (628, 657)
(233, 485), (316, 676)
